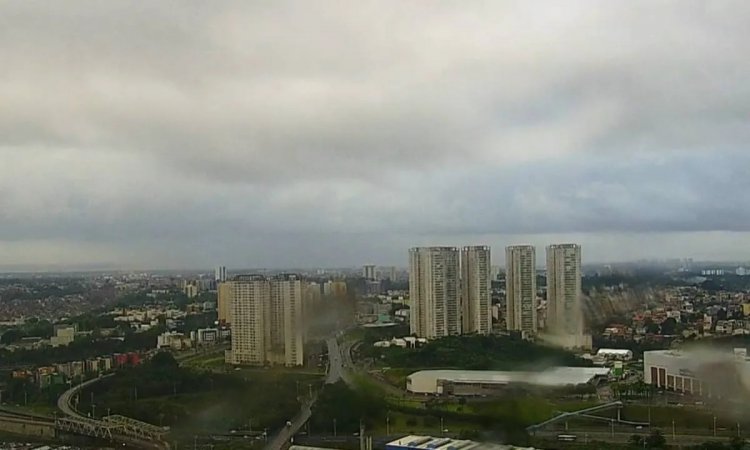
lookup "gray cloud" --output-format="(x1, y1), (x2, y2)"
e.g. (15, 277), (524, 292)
(1, 1), (750, 269)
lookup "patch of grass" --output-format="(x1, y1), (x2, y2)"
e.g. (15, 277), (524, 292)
(623, 404), (727, 430)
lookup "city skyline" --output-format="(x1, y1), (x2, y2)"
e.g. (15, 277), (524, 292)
(2, 2), (750, 269)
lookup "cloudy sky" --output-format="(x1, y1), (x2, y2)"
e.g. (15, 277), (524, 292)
(1, 1), (749, 270)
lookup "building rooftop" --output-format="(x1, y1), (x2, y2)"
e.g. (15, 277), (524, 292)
(408, 367), (610, 387)
(387, 435), (537, 450)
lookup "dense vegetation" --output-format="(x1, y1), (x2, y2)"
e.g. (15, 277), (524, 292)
(82, 353), (320, 438)
(0, 326), (164, 366)
(0, 318), (55, 344)
(310, 381), (386, 433)
(0, 374), (67, 409)
(361, 335), (592, 370)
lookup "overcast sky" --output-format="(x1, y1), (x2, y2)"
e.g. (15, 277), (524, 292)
(1, 1), (750, 270)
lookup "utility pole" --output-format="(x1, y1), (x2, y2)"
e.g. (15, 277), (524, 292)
(714, 416), (717, 437)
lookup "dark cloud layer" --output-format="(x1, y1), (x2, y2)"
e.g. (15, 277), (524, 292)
(1, 1), (750, 269)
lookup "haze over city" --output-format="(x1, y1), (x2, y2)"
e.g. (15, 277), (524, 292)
(6, 3), (750, 450)
(2, 1), (750, 271)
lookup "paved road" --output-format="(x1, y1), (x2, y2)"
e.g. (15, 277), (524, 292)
(326, 337), (355, 385)
(57, 374), (114, 419)
(265, 396), (316, 450)
(265, 337), (350, 450)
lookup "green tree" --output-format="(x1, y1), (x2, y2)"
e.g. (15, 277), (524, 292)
(645, 429), (666, 449)
(660, 318), (678, 335)
(0, 328), (22, 344)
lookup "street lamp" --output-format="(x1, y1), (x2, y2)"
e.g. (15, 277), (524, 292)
(714, 416), (717, 437)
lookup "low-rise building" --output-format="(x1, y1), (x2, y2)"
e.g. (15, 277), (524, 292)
(407, 367), (610, 396)
(644, 349), (750, 398)
(386, 435), (537, 450)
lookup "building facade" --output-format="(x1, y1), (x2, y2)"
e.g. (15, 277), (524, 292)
(545, 244), (589, 349)
(363, 264), (377, 280)
(644, 350), (750, 398)
(409, 247), (460, 338)
(461, 246), (492, 335)
(227, 276), (268, 365)
(226, 275), (305, 366)
(215, 266), (227, 283)
(505, 245), (537, 335)
(270, 274), (305, 366)
(217, 282), (232, 324)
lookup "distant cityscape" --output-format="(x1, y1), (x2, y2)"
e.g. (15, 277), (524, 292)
(4, 252), (750, 449)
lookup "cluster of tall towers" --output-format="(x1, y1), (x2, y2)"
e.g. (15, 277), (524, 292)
(220, 274), (305, 367)
(409, 244), (587, 348)
(505, 244), (585, 344)
(409, 246), (491, 338)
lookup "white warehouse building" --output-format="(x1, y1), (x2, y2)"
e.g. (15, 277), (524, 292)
(644, 350), (750, 398)
(407, 367), (610, 396)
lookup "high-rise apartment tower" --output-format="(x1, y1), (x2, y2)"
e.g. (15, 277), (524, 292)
(461, 246), (491, 335)
(546, 244), (584, 339)
(226, 274), (305, 366)
(215, 266), (227, 283)
(505, 245), (537, 334)
(409, 247), (460, 338)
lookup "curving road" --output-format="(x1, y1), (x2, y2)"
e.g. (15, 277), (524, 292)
(57, 374), (114, 419)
